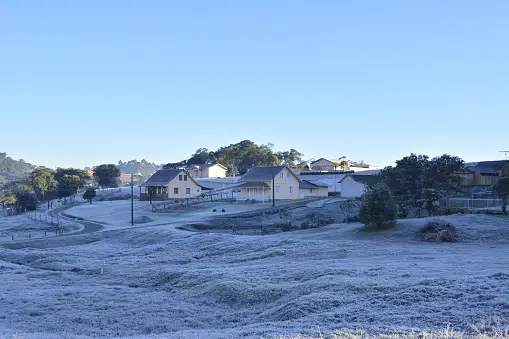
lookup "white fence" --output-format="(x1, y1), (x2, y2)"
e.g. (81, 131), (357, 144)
(446, 198), (503, 211)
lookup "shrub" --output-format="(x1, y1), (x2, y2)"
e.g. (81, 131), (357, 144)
(83, 188), (96, 204)
(359, 183), (397, 227)
(16, 192), (37, 212)
(421, 219), (457, 242)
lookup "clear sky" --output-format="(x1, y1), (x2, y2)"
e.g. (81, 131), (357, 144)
(1, 1), (508, 169)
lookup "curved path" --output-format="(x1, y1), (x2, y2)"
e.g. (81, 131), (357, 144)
(46, 204), (104, 235)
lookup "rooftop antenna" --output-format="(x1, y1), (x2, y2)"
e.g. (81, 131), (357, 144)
(499, 151), (509, 160)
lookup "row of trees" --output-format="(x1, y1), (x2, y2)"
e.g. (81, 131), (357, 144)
(0, 164), (121, 212)
(0, 152), (36, 182)
(360, 153), (509, 226)
(164, 140), (308, 175)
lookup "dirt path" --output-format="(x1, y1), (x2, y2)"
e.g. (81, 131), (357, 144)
(47, 205), (104, 235)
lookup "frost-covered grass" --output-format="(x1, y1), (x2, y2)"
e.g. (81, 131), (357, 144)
(1, 213), (509, 338)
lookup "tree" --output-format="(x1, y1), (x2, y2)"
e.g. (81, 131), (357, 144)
(58, 174), (82, 199)
(276, 149), (305, 167)
(93, 164), (121, 187)
(16, 192), (37, 212)
(83, 188), (96, 204)
(359, 183), (398, 227)
(371, 153), (464, 213)
(29, 167), (57, 203)
(55, 168), (90, 189)
(493, 177), (509, 214)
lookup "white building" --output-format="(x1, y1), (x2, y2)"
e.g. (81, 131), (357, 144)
(339, 175), (372, 198)
(187, 163), (228, 178)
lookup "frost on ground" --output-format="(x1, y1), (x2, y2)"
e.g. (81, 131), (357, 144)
(1, 213), (509, 338)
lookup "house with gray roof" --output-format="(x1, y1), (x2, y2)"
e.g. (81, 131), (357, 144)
(238, 166), (304, 201)
(458, 160), (509, 187)
(339, 174), (375, 198)
(140, 169), (203, 201)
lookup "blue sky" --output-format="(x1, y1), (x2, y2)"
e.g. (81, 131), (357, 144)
(1, 1), (508, 169)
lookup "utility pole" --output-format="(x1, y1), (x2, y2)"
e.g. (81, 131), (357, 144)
(131, 174), (134, 226)
(272, 170), (275, 207)
(499, 151), (509, 160)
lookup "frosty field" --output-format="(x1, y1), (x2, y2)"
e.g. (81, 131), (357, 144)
(1, 204), (509, 338)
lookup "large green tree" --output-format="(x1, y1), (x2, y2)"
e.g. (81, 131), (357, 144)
(58, 174), (82, 198)
(371, 153), (464, 213)
(29, 167), (57, 203)
(93, 164), (121, 187)
(493, 177), (509, 214)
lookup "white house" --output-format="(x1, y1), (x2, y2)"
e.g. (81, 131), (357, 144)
(187, 163), (228, 178)
(339, 174), (373, 198)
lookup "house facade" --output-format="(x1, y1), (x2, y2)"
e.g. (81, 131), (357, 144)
(310, 158), (348, 171)
(458, 160), (509, 187)
(187, 163), (228, 178)
(237, 166), (301, 201)
(299, 180), (329, 198)
(340, 174), (372, 198)
(140, 169), (202, 201)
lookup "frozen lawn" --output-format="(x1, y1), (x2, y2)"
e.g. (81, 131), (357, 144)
(1, 213), (509, 338)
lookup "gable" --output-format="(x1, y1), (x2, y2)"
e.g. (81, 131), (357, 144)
(167, 170), (201, 187)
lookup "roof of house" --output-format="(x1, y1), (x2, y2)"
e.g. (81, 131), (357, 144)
(339, 174), (373, 185)
(237, 182), (270, 189)
(311, 158), (349, 165)
(465, 160), (508, 174)
(140, 169), (199, 187)
(299, 179), (328, 189)
(239, 166), (287, 182)
(187, 163), (227, 170)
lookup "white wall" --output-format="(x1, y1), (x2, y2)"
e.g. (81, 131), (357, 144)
(340, 176), (366, 198)
(206, 165), (227, 178)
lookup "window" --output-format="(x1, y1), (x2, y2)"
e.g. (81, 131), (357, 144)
(275, 186), (281, 194)
(174, 188), (179, 194)
(184, 175), (188, 181)
(279, 173), (284, 178)
(179, 175), (182, 181)
(186, 188), (191, 194)
(289, 186), (294, 193)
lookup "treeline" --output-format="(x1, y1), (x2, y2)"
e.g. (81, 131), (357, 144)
(116, 159), (160, 175)
(0, 165), (121, 212)
(164, 140), (308, 175)
(0, 152), (36, 183)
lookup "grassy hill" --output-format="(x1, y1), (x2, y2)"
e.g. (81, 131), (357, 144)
(0, 152), (36, 182)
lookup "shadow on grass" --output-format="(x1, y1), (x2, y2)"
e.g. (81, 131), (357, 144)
(359, 222), (398, 233)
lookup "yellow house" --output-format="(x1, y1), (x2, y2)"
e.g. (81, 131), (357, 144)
(458, 160), (509, 187)
(187, 163), (228, 178)
(237, 166), (301, 201)
(311, 158), (350, 171)
(140, 169), (202, 201)
(299, 180), (329, 198)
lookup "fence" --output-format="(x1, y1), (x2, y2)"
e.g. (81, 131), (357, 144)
(446, 198), (503, 211)
(151, 191), (238, 212)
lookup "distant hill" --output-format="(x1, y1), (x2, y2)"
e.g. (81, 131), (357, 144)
(0, 152), (36, 182)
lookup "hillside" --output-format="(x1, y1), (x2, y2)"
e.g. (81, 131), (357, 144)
(0, 152), (36, 182)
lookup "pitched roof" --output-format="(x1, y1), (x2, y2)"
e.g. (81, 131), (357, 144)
(311, 158), (349, 165)
(339, 174), (373, 185)
(140, 169), (183, 187)
(188, 163), (227, 170)
(239, 166), (287, 182)
(299, 179), (328, 189)
(474, 160), (508, 171)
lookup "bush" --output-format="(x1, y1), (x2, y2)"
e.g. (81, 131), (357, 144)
(421, 219), (457, 242)
(83, 188), (96, 204)
(359, 183), (397, 227)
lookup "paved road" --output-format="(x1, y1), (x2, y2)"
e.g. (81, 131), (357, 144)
(47, 205), (104, 235)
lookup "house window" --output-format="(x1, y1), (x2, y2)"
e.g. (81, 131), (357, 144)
(275, 186), (281, 194)
(280, 173), (284, 178)
(289, 186), (294, 193)
(174, 188), (179, 194)
(184, 175), (188, 181)
(179, 175), (183, 181)
(186, 188), (191, 194)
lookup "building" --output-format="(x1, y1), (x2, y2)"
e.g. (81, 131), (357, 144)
(140, 169), (202, 201)
(310, 158), (377, 172)
(299, 180), (329, 198)
(187, 163), (228, 178)
(237, 166), (301, 201)
(310, 158), (349, 171)
(339, 174), (374, 198)
(458, 160), (509, 187)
